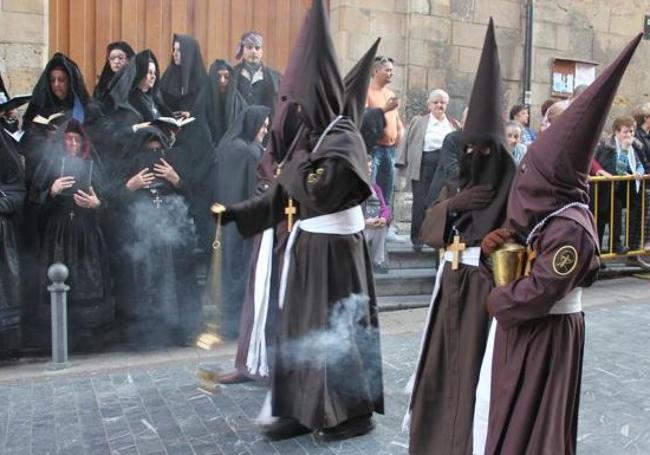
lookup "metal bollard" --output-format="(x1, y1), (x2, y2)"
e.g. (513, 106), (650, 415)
(47, 263), (70, 370)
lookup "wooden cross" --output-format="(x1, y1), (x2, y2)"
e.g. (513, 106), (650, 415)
(285, 198), (297, 232)
(448, 234), (466, 270)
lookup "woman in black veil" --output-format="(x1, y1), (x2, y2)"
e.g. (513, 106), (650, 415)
(29, 119), (113, 350)
(205, 59), (247, 147)
(0, 128), (26, 357)
(119, 126), (200, 346)
(213, 105), (270, 338)
(92, 41), (135, 104)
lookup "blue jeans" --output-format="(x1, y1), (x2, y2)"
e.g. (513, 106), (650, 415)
(371, 145), (396, 208)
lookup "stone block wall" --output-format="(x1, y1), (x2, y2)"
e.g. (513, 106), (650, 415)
(0, 0), (48, 96)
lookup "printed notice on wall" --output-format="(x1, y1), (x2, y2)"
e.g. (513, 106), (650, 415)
(574, 63), (596, 88)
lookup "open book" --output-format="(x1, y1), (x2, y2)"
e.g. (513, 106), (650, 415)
(152, 116), (195, 129)
(32, 112), (66, 126)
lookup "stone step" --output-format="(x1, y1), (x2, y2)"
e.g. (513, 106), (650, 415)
(377, 294), (430, 312)
(385, 241), (439, 269)
(374, 267), (435, 297)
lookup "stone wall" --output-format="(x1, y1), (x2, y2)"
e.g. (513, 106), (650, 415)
(330, 0), (650, 128)
(0, 0), (48, 96)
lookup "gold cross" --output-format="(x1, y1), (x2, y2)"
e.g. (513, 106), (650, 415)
(285, 198), (297, 232)
(448, 234), (466, 270)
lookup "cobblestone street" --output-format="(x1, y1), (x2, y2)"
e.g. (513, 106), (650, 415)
(0, 277), (648, 455)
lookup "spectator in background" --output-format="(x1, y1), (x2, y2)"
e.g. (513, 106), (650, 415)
(396, 89), (459, 251)
(508, 105), (536, 145)
(540, 98), (556, 119)
(366, 55), (403, 209)
(594, 116), (647, 253)
(633, 103), (650, 250)
(363, 155), (392, 273)
(505, 120), (527, 165)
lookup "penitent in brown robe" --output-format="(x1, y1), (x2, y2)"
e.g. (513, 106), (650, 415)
(407, 18), (514, 455)
(483, 209), (599, 455)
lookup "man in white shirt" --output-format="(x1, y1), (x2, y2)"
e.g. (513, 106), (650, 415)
(397, 89), (459, 250)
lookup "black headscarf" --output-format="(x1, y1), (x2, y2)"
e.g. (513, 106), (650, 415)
(205, 59), (247, 146)
(23, 53), (89, 129)
(159, 34), (208, 111)
(129, 50), (171, 121)
(93, 41), (135, 101)
(219, 105), (270, 146)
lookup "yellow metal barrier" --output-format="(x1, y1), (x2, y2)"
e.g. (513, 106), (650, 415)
(589, 175), (650, 260)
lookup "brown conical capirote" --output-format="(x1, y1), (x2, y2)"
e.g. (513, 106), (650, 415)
(461, 18), (505, 150)
(507, 32), (643, 235)
(343, 38), (381, 128)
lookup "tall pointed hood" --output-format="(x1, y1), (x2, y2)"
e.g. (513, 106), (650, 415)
(343, 38), (381, 128)
(282, 0), (344, 133)
(507, 33), (643, 235)
(461, 18), (505, 150)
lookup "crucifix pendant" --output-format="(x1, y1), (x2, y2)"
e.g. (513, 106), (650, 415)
(285, 198), (297, 232)
(152, 191), (163, 209)
(68, 210), (75, 221)
(448, 234), (466, 270)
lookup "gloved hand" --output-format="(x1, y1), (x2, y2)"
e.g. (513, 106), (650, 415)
(481, 228), (516, 256)
(448, 185), (495, 212)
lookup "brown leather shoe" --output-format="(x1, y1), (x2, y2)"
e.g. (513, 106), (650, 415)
(218, 370), (254, 384)
(316, 414), (374, 441)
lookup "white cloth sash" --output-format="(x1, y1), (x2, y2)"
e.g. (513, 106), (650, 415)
(402, 246), (482, 432)
(245, 228), (274, 377)
(278, 205), (365, 309)
(472, 287), (583, 454)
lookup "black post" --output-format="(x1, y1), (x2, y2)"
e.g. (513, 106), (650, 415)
(523, 0), (534, 106)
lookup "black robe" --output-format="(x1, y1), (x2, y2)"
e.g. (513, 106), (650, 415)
(225, 118), (384, 429)
(213, 106), (270, 338)
(0, 130), (25, 355)
(426, 129), (461, 208)
(119, 129), (201, 345)
(29, 146), (113, 349)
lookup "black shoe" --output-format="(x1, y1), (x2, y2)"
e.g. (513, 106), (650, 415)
(261, 418), (311, 441)
(412, 243), (423, 252)
(316, 415), (374, 441)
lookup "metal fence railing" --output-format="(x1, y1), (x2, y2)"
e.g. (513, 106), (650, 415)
(589, 175), (650, 261)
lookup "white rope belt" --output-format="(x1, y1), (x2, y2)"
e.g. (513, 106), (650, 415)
(278, 205), (365, 309)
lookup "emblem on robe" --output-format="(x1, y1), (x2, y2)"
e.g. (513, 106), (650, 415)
(552, 245), (578, 276)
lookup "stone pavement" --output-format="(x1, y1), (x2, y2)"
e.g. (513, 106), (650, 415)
(0, 277), (648, 454)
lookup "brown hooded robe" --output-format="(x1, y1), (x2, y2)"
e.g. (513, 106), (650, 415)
(407, 19), (515, 455)
(481, 33), (642, 455)
(219, 0), (384, 429)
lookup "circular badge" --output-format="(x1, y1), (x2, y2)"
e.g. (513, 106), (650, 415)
(552, 245), (578, 276)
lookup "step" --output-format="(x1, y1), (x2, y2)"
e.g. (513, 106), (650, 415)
(374, 267), (435, 297)
(385, 243), (438, 269)
(377, 294), (431, 312)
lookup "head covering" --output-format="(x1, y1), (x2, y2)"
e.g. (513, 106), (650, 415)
(160, 34), (207, 101)
(132, 49), (161, 92)
(220, 105), (270, 145)
(343, 38), (381, 128)
(93, 41), (135, 100)
(63, 118), (91, 159)
(24, 53), (89, 125)
(461, 18), (505, 150)
(235, 32), (264, 60)
(105, 58), (137, 108)
(282, 0), (344, 133)
(0, 73), (31, 115)
(453, 18), (516, 244)
(507, 33), (643, 236)
(206, 59), (247, 144)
